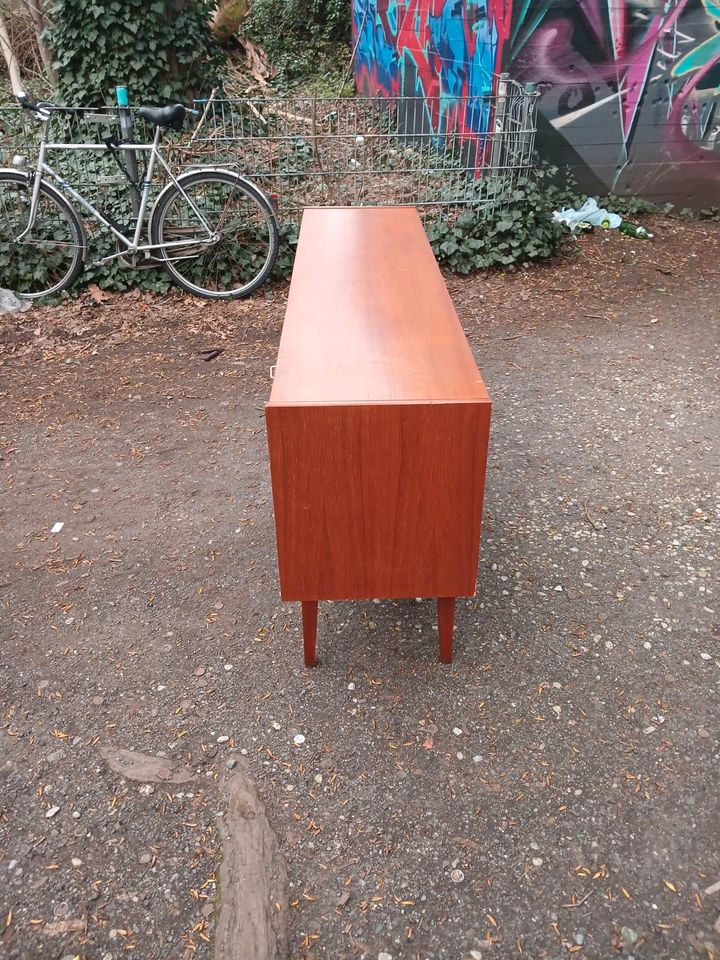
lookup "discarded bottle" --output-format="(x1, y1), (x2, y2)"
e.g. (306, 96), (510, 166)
(619, 220), (653, 239)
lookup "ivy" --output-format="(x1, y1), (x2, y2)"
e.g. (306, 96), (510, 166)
(45, 0), (224, 106)
(425, 166), (576, 274)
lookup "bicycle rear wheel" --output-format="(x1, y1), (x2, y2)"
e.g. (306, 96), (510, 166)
(0, 171), (86, 299)
(150, 170), (279, 300)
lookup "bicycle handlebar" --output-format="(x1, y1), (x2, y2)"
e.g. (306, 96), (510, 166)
(16, 92), (75, 119)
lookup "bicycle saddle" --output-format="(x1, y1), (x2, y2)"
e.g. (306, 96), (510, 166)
(136, 104), (186, 131)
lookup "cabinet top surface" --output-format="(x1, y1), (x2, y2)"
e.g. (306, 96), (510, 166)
(268, 207), (490, 405)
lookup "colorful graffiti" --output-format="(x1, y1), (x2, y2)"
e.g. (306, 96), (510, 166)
(352, 0), (512, 140)
(353, 0), (720, 204)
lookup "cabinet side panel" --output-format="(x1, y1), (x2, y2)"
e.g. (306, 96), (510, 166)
(266, 403), (490, 601)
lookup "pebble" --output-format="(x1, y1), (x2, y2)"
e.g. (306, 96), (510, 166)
(378, 953), (393, 960)
(472, 755), (482, 763)
(271, 721), (281, 730)
(202, 902), (215, 917)
(450, 869), (464, 883)
(47, 749), (65, 763)
(217, 735), (230, 743)
(138, 784), (155, 796)
(194, 666), (206, 676)
(453, 727), (463, 735)
(224, 663), (233, 671)
(45, 806), (60, 818)
(71, 857), (82, 867)
(225, 758), (237, 769)
(532, 857), (543, 867)
(91, 695), (104, 706)
(72, 810), (81, 819)
(347, 682), (355, 691)
(700, 653), (712, 661)
(552, 706), (562, 717)
(456, 752), (464, 760)
(139, 853), (152, 864)
(294, 734), (306, 745)
(698, 727), (711, 739)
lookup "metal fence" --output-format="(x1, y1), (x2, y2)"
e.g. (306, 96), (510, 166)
(0, 77), (538, 220)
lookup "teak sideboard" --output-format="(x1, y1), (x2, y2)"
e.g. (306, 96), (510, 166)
(265, 207), (491, 666)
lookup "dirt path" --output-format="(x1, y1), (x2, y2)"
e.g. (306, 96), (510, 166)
(1, 217), (719, 960)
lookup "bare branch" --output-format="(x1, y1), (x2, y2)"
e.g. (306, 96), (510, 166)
(0, 10), (24, 95)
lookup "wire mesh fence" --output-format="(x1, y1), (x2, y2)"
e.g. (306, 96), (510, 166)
(0, 77), (538, 223)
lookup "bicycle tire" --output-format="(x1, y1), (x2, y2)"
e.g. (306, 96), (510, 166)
(149, 169), (279, 300)
(0, 171), (86, 299)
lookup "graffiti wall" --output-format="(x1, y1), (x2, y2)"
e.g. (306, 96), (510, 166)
(352, 0), (720, 205)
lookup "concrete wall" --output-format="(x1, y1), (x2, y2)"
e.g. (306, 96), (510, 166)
(352, 0), (720, 206)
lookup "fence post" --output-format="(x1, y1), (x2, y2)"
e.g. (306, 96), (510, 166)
(116, 85), (141, 219)
(489, 72), (509, 176)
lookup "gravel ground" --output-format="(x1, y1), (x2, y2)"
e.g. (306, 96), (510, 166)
(1, 216), (719, 960)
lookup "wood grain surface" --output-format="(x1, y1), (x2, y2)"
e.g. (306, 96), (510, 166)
(267, 207), (490, 406)
(266, 401), (491, 601)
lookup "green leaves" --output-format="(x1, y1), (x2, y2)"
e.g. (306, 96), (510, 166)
(46, 0), (223, 105)
(426, 167), (572, 274)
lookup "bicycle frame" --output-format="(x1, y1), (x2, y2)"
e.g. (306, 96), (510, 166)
(16, 120), (219, 262)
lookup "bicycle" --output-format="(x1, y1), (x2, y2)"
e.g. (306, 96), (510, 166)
(0, 93), (280, 300)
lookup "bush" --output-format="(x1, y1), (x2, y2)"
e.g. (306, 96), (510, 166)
(46, 0), (224, 106)
(243, 0), (351, 79)
(425, 166), (573, 273)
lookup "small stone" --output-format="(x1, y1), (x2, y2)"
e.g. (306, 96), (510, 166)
(194, 666), (206, 677)
(347, 682), (355, 691)
(225, 758), (237, 769)
(271, 721), (281, 730)
(138, 784), (155, 796)
(644, 726), (657, 735)
(532, 857), (543, 867)
(621, 926), (638, 944)
(575, 932), (585, 946)
(473, 755), (482, 763)
(470, 952), (483, 960)
(552, 706), (562, 717)
(605, 641), (614, 650)
(45, 806), (60, 818)
(453, 727), (463, 736)
(450, 869), (464, 883)
(139, 853), (152, 864)
(643, 641), (652, 650)
(91, 695), (104, 706)
(202, 902), (215, 917)
(217, 735), (230, 743)
(47, 749), (65, 763)
(293, 734), (306, 745)
(378, 953), (393, 960)
(314, 774), (323, 783)
(37, 680), (50, 690)
(700, 653), (712, 661)
(71, 857), (82, 868)
(698, 727), (711, 739)
(72, 810), (81, 819)
(224, 663), (233, 671)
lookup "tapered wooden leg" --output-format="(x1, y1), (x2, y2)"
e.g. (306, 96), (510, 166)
(302, 600), (318, 668)
(437, 597), (455, 664)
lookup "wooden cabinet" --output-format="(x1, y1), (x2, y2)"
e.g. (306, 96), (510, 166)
(266, 207), (491, 665)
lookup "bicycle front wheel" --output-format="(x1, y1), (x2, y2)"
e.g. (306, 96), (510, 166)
(0, 171), (86, 299)
(150, 170), (279, 300)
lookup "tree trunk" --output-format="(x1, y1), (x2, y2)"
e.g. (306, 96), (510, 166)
(25, 0), (58, 87)
(0, 11), (23, 95)
(211, 0), (246, 43)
